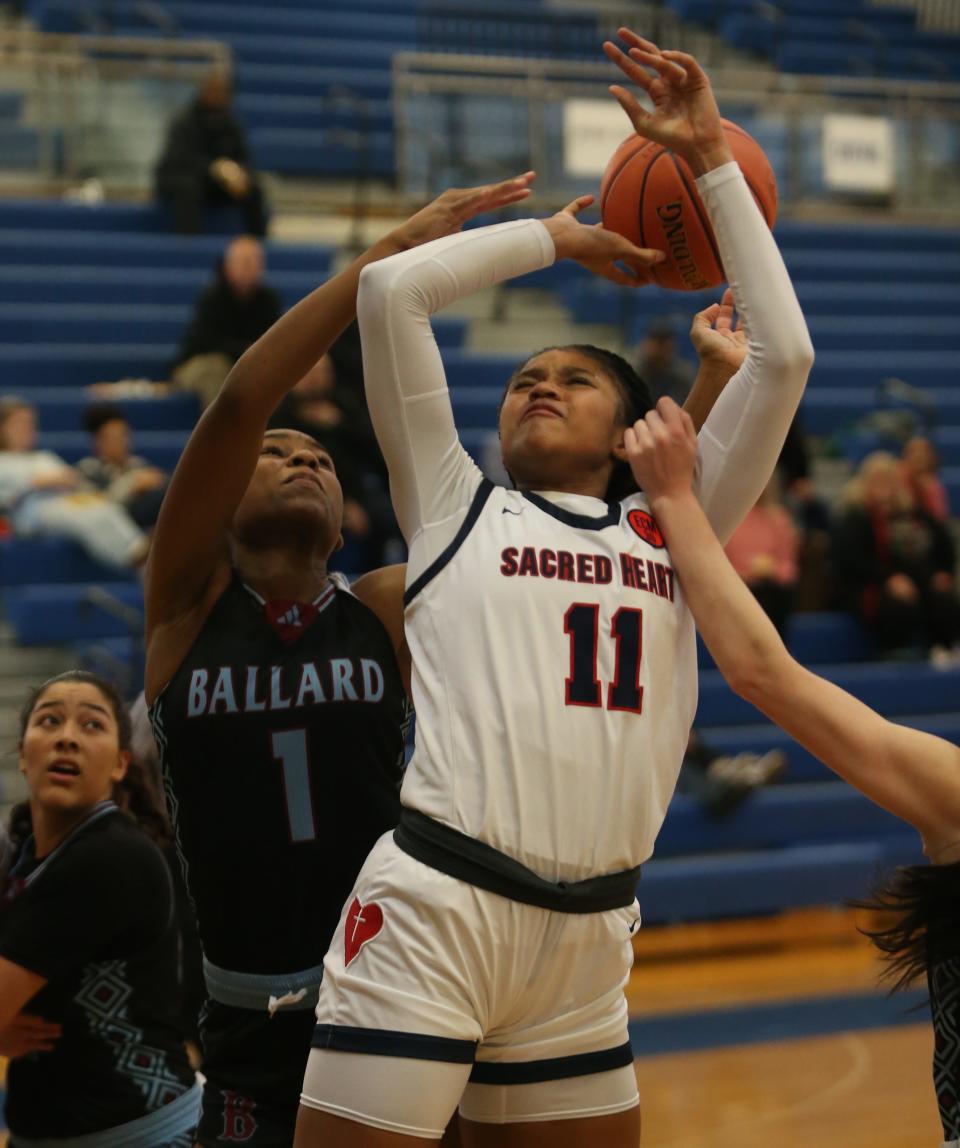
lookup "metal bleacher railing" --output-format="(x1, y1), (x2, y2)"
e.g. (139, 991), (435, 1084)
(393, 51), (960, 220)
(0, 25), (229, 190)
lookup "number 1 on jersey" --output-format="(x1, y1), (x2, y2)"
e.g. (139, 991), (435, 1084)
(564, 604), (643, 714)
(272, 728), (318, 843)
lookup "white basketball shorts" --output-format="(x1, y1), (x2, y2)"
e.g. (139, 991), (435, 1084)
(300, 833), (640, 1138)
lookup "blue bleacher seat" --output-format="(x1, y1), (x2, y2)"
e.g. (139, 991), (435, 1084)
(0, 538), (134, 586)
(4, 583), (144, 645)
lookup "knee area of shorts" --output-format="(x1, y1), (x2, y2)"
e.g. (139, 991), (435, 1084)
(300, 1049), (472, 1140)
(459, 1064), (640, 1126)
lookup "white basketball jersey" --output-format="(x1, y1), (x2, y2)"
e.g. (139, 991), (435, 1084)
(402, 479), (698, 884)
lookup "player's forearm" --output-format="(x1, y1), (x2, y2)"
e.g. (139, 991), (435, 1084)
(683, 362), (737, 433)
(358, 220), (555, 538)
(693, 166), (814, 542)
(649, 488), (790, 700)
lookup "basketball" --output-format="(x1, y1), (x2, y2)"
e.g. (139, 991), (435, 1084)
(600, 118), (778, 291)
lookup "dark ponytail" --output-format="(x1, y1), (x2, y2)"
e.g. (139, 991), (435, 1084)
(854, 861), (960, 993)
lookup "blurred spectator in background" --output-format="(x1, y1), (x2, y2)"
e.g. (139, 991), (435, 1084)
(633, 317), (696, 406)
(777, 415), (832, 611)
(77, 404), (168, 530)
(901, 435), (950, 522)
(724, 475), (799, 639)
(0, 397), (147, 571)
(833, 451), (960, 660)
(171, 236), (281, 407)
(678, 729), (786, 817)
(270, 354), (398, 569)
(155, 70), (268, 237)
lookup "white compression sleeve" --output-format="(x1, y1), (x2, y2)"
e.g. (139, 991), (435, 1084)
(357, 220), (556, 555)
(692, 162), (815, 544)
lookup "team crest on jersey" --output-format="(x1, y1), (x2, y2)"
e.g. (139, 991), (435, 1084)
(344, 896), (384, 967)
(627, 509), (664, 548)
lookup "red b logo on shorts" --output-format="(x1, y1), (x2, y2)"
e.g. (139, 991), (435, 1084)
(627, 509), (664, 548)
(220, 1091), (257, 1142)
(344, 897), (384, 968)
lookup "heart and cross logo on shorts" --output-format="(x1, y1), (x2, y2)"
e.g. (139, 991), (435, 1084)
(344, 897), (384, 968)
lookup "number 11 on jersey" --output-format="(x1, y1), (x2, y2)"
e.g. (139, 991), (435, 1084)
(564, 604), (644, 714)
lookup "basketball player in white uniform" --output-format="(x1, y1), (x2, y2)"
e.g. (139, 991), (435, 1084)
(296, 33), (815, 1148)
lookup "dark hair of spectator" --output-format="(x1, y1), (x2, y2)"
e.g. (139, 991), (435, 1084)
(12, 671), (170, 848)
(500, 344), (654, 502)
(83, 403), (127, 436)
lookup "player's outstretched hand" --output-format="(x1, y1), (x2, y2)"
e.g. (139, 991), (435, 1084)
(603, 30), (732, 176)
(390, 173), (537, 250)
(624, 397), (698, 502)
(690, 288), (747, 376)
(543, 194), (664, 287)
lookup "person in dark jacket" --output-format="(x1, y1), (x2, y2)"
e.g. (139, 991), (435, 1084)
(833, 450), (960, 658)
(172, 236), (282, 407)
(155, 70), (268, 237)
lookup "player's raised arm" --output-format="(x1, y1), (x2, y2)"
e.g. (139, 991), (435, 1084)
(625, 398), (960, 858)
(358, 196), (664, 546)
(145, 175), (536, 639)
(606, 32), (814, 542)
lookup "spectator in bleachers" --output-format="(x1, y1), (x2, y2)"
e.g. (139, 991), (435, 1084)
(171, 236), (282, 407)
(269, 354), (397, 569)
(155, 69), (268, 237)
(0, 397), (148, 571)
(833, 451), (960, 659)
(679, 728), (786, 816)
(633, 317), (696, 406)
(901, 434), (950, 522)
(77, 403), (168, 530)
(724, 475), (799, 639)
(0, 671), (200, 1146)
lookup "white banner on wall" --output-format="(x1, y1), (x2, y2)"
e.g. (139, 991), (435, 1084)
(562, 98), (633, 177)
(822, 113), (895, 194)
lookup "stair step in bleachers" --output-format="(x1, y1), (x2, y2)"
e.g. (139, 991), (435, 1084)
(4, 583), (144, 645)
(698, 711), (960, 787)
(698, 662), (960, 726)
(0, 267), (330, 310)
(12, 390), (199, 431)
(37, 431), (188, 471)
(0, 230), (334, 272)
(640, 837), (922, 923)
(0, 539), (137, 587)
(0, 306), (467, 350)
(656, 783), (912, 857)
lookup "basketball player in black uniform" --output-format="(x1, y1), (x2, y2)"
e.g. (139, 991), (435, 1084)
(0, 671), (199, 1148)
(143, 178), (540, 1147)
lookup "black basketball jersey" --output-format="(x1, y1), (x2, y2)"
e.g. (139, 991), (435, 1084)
(150, 574), (408, 975)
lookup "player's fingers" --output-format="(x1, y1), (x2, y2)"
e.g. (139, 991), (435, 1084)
(608, 85), (657, 139)
(627, 46), (687, 86)
(560, 194), (595, 217)
(679, 408), (698, 443)
(603, 42), (656, 94)
(616, 29), (662, 56)
(661, 49), (710, 85)
(692, 303), (721, 328)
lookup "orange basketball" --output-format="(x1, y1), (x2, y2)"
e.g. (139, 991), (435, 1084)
(600, 119), (777, 292)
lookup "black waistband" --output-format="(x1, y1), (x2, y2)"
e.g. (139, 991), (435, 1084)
(394, 808), (640, 914)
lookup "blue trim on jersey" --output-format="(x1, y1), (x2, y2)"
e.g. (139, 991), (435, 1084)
(312, 1023), (477, 1063)
(403, 479), (494, 607)
(521, 490), (621, 531)
(469, 1041), (634, 1085)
